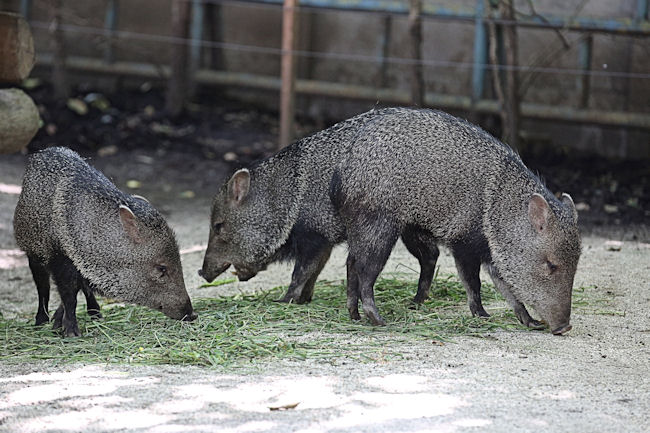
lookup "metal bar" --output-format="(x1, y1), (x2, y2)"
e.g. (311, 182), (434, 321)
(248, 0), (650, 35)
(637, 0), (649, 20)
(104, 0), (118, 64)
(471, 0), (487, 102)
(19, 0), (32, 19)
(376, 14), (391, 88)
(33, 54), (650, 130)
(190, 0), (205, 73)
(577, 35), (593, 109)
(279, 0), (298, 148)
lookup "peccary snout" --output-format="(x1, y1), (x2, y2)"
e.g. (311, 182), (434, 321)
(162, 298), (197, 322)
(198, 261), (231, 283)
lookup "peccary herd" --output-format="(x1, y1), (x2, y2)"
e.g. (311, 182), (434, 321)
(14, 107), (581, 337)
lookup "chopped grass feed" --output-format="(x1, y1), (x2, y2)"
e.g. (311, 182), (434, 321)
(1, 274), (528, 367)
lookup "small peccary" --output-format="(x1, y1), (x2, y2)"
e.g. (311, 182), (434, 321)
(14, 147), (197, 337)
(330, 108), (581, 334)
(200, 109), (440, 307)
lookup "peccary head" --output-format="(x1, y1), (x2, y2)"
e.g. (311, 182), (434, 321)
(200, 164), (302, 283)
(488, 191), (581, 334)
(66, 193), (196, 322)
(116, 203), (197, 321)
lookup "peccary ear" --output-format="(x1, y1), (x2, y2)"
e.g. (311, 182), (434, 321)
(227, 169), (250, 205)
(561, 193), (578, 223)
(119, 205), (143, 243)
(528, 193), (551, 234)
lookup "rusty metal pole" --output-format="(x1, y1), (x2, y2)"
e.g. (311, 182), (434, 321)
(279, 0), (298, 149)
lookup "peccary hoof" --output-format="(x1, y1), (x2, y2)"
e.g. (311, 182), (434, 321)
(88, 309), (103, 320)
(34, 313), (49, 326)
(63, 326), (81, 338)
(363, 309), (386, 326)
(527, 319), (546, 330)
(551, 323), (572, 335)
(412, 294), (429, 305)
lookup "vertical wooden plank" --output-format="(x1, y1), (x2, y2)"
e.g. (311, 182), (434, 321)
(501, 0), (520, 149)
(166, 0), (191, 117)
(279, 0), (298, 149)
(408, 0), (423, 106)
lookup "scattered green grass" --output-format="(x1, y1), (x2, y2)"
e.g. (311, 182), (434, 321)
(0, 274), (528, 367)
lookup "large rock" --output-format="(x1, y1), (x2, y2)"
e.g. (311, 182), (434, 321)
(0, 88), (40, 154)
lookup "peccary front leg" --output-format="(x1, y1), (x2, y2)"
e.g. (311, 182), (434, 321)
(452, 249), (490, 318)
(347, 216), (400, 326)
(277, 234), (333, 304)
(50, 254), (82, 337)
(28, 256), (51, 326)
(401, 226), (439, 304)
(486, 264), (545, 330)
(345, 254), (361, 320)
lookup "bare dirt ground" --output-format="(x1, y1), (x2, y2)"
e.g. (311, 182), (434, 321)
(1, 146), (649, 433)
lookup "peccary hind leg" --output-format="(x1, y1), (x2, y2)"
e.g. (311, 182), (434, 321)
(50, 254), (82, 337)
(347, 216), (400, 326)
(345, 255), (361, 320)
(452, 249), (490, 318)
(28, 256), (51, 326)
(401, 226), (439, 304)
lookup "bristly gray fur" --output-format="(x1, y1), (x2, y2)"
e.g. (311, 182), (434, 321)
(335, 107), (581, 330)
(202, 107), (580, 333)
(14, 147), (195, 329)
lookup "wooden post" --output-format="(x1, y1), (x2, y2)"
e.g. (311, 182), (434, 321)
(279, 0), (298, 149)
(166, 0), (191, 117)
(0, 12), (35, 83)
(500, 0), (520, 149)
(408, 0), (424, 107)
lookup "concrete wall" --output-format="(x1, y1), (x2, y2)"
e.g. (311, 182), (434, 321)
(1, 0), (648, 158)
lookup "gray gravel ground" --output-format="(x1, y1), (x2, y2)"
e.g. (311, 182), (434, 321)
(1, 150), (649, 433)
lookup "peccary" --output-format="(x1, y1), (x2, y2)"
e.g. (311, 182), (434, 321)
(330, 108), (581, 334)
(200, 109), (440, 307)
(14, 147), (196, 337)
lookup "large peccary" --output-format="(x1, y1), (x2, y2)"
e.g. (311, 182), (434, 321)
(331, 108), (581, 334)
(14, 147), (197, 337)
(200, 109), (440, 307)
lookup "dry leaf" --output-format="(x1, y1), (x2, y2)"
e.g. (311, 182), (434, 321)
(269, 402), (299, 411)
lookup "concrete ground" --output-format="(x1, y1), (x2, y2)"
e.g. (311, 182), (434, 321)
(0, 149), (648, 433)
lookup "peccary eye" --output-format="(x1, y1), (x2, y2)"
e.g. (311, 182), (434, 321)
(214, 222), (224, 233)
(546, 261), (558, 274)
(156, 265), (168, 277)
